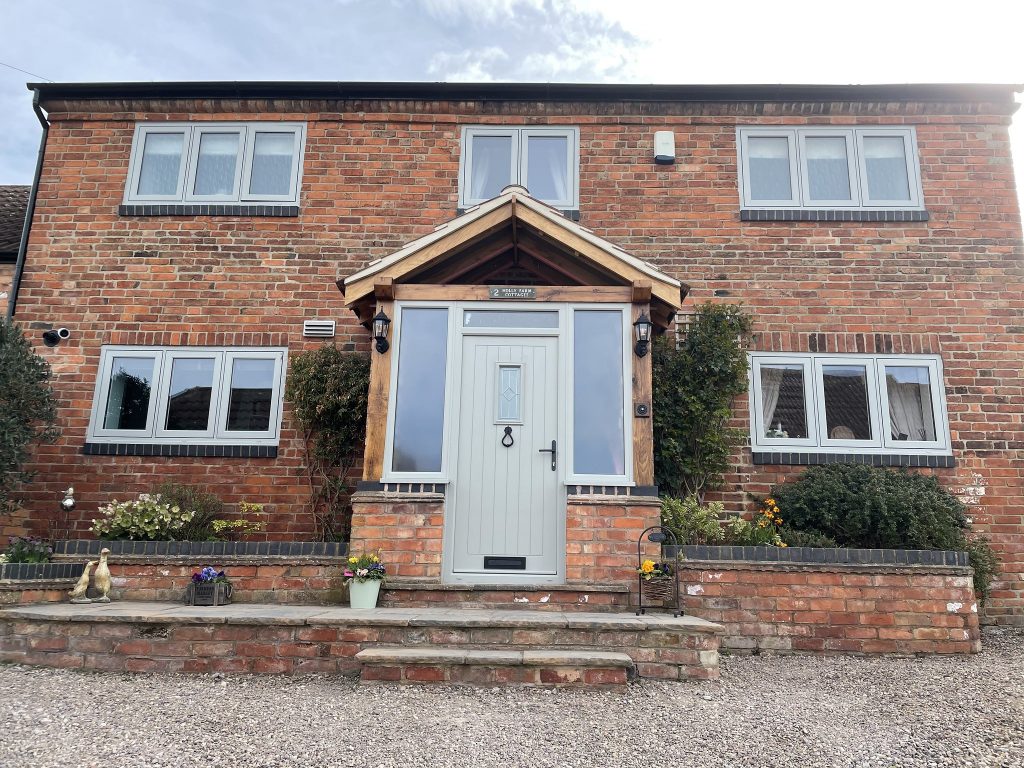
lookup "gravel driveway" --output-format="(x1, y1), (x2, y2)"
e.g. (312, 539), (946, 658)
(1, 626), (1021, 768)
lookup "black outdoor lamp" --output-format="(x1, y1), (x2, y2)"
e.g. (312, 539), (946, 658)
(633, 313), (653, 357)
(372, 309), (391, 354)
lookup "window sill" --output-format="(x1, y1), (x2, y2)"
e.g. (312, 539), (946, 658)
(83, 442), (278, 458)
(752, 451), (953, 468)
(119, 204), (299, 217)
(740, 208), (928, 223)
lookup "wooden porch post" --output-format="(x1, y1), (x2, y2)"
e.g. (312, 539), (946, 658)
(361, 283), (394, 482)
(631, 283), (655, 487)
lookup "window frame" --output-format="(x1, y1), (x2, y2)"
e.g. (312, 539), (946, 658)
(748, 352), (951, 456)
(87, 346), (287, 447)
(458, 126), (579, 210)
(737, 126), (925, 211)
(124, 122), (306, 206)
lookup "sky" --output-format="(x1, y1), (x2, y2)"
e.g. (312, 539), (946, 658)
(1, 0), (1022, 206)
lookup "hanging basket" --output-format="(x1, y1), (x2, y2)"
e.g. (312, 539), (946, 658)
(640, 575), (676, 604)
(184, 581), (233, 606)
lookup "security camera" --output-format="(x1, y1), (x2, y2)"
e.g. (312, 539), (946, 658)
(42, 328), (71, 347)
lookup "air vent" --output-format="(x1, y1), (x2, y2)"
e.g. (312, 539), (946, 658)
(303, 319), (336, 338)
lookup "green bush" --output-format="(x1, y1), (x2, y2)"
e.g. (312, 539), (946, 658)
(660, 495), (725, 545)
(779, 528), (839, 548)
(652, 303), (752, 500)
(3, 535), (53, 563)
(0, 319), (59, 516)
(771, 464), (998, 601)
(91, 493), (195, 541)
(154, 481), (223, 540)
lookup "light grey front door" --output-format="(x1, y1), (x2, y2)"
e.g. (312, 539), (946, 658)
(449, 334), (562, 581)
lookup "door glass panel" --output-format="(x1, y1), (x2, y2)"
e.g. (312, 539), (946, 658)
(760, 364), (809, 439)
(497, 365), (522, 422)
(248, 132), (295, 195)
(137, 132), (184, 195)
(392, 308), (449, 472)
(885, 366), (936, 441)
(193, 132), (240, 196)
(822, 365), (873, 440)
(863, 136), (911, 201)
(747, 136), (793, 201)
(805, 136), (852, 201)
(469, 135), (513, 200)
(463, 310), (558, 328)
(165, 358), (215, 431)
(226, 358), (275, 431)
(103, 357), (155, 430)
(526, 135), (569, 202)
(573, 311), (625, 475)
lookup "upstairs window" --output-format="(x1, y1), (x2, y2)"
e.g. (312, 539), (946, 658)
(749, 353), (950, 455)
(124, 123), (305, 205)
(459, 127), (579, 210)
(737, 127), (923, 210)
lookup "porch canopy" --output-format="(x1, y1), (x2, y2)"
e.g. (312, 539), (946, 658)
(339, 186), (687, 326)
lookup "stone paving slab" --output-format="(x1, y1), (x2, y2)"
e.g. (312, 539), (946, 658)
(1, 601), (723, 634)
(355, 647), (634, 668)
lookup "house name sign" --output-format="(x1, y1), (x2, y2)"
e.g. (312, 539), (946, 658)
(488, 286), (536, 300)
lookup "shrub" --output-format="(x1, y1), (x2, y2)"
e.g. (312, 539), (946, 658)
(154, 482), (223, 540)
(0, 319), (59, 516)
(286, 347), (370, 540)
(211, 503), (266, 541)
(652, 303), (752, 500)
(771, 464), (998, 600)
(660, 495), (724, 545)
(91, 493), (195, 541)
(3, 535), (53, 563)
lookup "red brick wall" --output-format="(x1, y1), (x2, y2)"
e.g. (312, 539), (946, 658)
(8, 95), (1024, 621)
(0, 261), (13, 313)
(348, 492), (444, 579)
(567, 496), (661, 583)
(680, 562), (981, 654)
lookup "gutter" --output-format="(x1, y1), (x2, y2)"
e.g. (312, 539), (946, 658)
(6, 88), (48, 320)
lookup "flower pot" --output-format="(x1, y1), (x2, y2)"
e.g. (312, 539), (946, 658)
(349, 579), (382, 609)
(184, 581), (233, 606)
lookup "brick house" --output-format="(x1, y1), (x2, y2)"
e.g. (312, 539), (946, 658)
(6, 81), (1023, 624)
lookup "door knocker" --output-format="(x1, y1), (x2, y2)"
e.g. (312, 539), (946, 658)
(501, 426), (514, 447)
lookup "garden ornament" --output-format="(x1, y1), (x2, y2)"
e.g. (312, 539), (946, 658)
(93, 548), (112, 602)
(68, 560), (96, 603)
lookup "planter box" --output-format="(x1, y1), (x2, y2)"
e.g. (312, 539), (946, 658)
(184, 582), (233, 606)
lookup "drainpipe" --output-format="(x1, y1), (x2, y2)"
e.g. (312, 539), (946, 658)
(6, 88), (49, 320)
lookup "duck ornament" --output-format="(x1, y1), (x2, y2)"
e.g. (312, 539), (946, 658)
(92, 547), (113, 603)
(68, 560), (96, 604)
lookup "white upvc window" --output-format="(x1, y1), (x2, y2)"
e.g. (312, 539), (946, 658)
(124, 122), (305, 206)
(737, 126), (924, 210)
(459, 126), (579, 210)
(748, 353), (950, 455)
(87, 346), (287, 446)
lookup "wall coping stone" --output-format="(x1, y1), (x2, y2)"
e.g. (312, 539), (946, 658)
(0, 562), (86, 581)
(677, 559), (973, 576)
(351, 491), (446, 503)
(671, 544), (969, 567)
(53, 540), (347, 558)
(568, 495), (660, 506)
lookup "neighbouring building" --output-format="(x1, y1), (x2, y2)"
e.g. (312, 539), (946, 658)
(6, 81), (1023, 624)
(0, 185), (30, 312)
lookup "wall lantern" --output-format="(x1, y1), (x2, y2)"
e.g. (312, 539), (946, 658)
(372, 309), (391, 353)
(633, 314), (653, 357)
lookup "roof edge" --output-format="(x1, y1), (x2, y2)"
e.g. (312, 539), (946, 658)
(27, 81), (1024, 105)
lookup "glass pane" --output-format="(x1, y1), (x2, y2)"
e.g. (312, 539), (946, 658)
(137, 133), (184, 196)
(164, 358), (215, 431)
(886, 366), (936, 441)
(863, 136), (911, 201)
(248, 132), (295, 196)
(463, 310), (558, 328)
(747, 136), (793, 201)
(760, 364), (808, 439)
(822, 365), (873, 440)
(805, 136), (852, 201)
(392, 308), (449, 472)
(498, 366), (522, 422)
(573, 311), (625, 475)
(526, 135), (569, 202)
(103, 357), (155, 430)
(469, 135), (513, 200)
(226, 358), (275, 431)
(193, 132), (240, 196)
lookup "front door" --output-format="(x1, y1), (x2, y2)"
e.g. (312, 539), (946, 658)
(448, 334), (563, 582)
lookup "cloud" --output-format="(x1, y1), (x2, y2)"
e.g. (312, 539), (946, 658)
(428, 47), (510, 81)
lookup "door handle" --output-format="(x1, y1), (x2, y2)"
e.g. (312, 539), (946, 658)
(538, 440), (556, 471)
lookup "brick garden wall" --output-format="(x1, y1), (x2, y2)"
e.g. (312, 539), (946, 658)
(679, 561), (981, 654)
(7, 94), (1023, 621)
(348, 492), (444, 579)
(566, 496), (660, 584)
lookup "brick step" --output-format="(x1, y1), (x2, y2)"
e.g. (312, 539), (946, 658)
(380, 581), (633, 612)
(356, 647), (634, 688)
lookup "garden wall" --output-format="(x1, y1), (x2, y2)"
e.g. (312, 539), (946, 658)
(676, 547), (979, 655)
